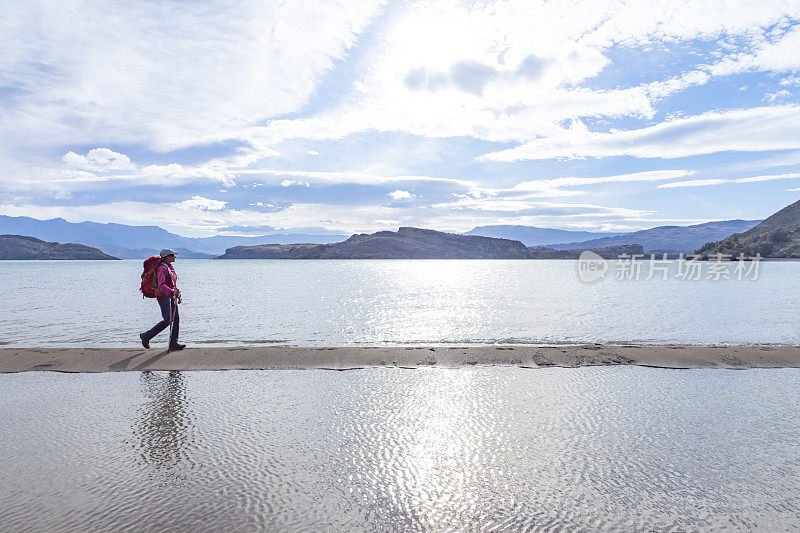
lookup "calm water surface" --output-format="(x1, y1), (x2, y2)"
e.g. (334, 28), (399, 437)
(1, 259), (797, 346)
(1, 367), (799, 531)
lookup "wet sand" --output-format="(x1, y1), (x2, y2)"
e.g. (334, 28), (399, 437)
(1, 344), (799, 372)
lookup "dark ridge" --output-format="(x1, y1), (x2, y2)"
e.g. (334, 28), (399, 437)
(0, 234), (119, 260)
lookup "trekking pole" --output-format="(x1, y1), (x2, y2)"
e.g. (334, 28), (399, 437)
(169, 293), (177, 346)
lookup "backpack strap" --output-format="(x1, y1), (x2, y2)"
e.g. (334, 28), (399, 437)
(154, 260), (165, 286)
(156, 261), (176, 293)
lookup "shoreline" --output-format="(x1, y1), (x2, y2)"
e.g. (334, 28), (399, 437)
(2, 344), (800, 373)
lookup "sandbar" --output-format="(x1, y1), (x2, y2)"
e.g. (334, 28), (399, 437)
(1, 344), (799, 373)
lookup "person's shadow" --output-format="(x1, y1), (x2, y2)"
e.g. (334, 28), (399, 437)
(132, 370), (195, 480)
(109, 349), (171, 372)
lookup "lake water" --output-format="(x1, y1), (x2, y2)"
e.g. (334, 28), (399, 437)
(1, 366), (799, 531)
(1, 259), (797, 347)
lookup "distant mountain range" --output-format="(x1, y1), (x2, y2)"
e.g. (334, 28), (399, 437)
(116, 247), (216, 259)
(0, 215), (347, 258)
(546, 220), (761, 253)
(0, 214), (766, 260)
(464, 225), (624, 246)
(217, 227), (644, 259)
(0, 235), (118, 260)
(698, 199), (800, 257)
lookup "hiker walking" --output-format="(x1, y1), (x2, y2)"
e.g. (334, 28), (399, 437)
(139, 249), (185, 351)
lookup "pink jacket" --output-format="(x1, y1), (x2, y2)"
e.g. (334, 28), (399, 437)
(156, 262), (178, 297)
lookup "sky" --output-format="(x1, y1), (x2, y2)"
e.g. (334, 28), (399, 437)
(1, 0), (800, 237)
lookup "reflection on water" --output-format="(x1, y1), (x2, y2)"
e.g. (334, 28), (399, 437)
(329, 369), (507, 530)
(2, 367), (800, 531)
(133, 371), (195, 480)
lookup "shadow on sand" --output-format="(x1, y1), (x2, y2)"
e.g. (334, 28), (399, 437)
(108, 349), (171, 372)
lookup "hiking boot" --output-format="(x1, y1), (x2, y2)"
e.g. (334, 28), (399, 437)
(169, 343), (186, 351)
(140, 333), (150, 349)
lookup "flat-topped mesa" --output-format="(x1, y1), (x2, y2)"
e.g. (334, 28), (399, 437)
(217, 227), (532, 259)
(326, 226), (532, 259)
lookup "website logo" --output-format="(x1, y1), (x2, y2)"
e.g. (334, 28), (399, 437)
(577, 250), (608, 283)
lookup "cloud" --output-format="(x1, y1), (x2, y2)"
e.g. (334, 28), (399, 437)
(9, 0), (797, 185)
(403, 55), (550, 96)
(4, 0), (800, 165)
(417, 170), (693, 218)
(4, 157), (241, 191)
(50, 190), (72, 200)
(389, 170), (683, 217)
(280, 179), (311, 187)
(442, 59), (496, 95)
(387, 189), (413, 200)
(657, 172), (800, 188)
(637, 24), (800, 102)
(430, 197), (655, 219)
(706, 25), (800, 78)
(234, 0), (799, 152)
(248, 202), (277, 209)
(0, 0), (385, 156)
(250, 70), (654, 148)
(463, 170), (692, 199)
(658, 179), (730, 188)
(480, 106), (800, 161)
(763, 90), (792, 103)
(737, 172), (800, 183)
(215, 224), (279, 234)
(236, 169), (477, 188)
(174, 196), (227, 211)
(62, 148), (135, 171)
(4, 0), (800, 236)
(781, 75), (800, 87)
(514, 170), (692, 189)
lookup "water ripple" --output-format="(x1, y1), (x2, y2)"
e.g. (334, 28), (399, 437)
(1, 367), (800, 531)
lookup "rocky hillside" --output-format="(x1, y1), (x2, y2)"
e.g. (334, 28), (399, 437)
(550, 219), (760, 253)
(214, 243), (321, 259)
(696, 199), (800, 257)
(217, 227), (645, 259)
(0, 235), (118, 260)
(218, 227), (531, 259)
(529, 244), (644, 259)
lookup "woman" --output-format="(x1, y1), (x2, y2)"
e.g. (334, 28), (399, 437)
(140, 249), (185, 351)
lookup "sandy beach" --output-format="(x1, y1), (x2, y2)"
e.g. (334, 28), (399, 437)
(2, 344), (800, 372)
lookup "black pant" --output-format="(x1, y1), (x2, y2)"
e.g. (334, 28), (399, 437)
(143, 297), (179, 346)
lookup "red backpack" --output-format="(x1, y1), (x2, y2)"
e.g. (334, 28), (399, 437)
(140, 255), (165, 298)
